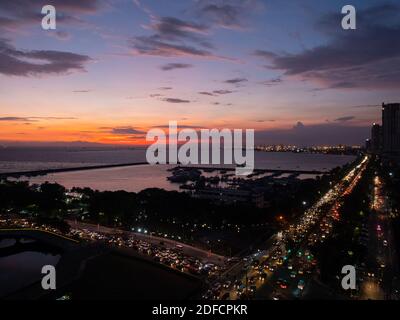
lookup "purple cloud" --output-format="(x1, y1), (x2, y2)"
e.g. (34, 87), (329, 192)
(110, 127), (145, 135)
(335, 116), (355, 122)
(130, 14), (236, 61)
(255, 3), (400, 89)
(259, 78), (282, 87)
(160, 63), (193, 71)
(0, 0), (104, 32)
(224, 77), (248, 84)
(195, 0), (263, 30)
(213, 89), (234, 94)
(0, 39), (91, 76)
(200, 4), (242, 29)
(199, 91), (216, 96)
(199, 89), (234, 96)
(162, 98), (191, 103)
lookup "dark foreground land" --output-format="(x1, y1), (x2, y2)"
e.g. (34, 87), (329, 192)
(0, 229), (203, 300)
(70, 252), (203, 300)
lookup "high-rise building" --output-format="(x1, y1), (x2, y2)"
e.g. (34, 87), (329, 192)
(382, 103), (400, 155)
(370, 123), (382, 153)
(365, 139), (371, 152)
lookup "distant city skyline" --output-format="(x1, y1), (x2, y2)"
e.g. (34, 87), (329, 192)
(1, 0), (400, 146)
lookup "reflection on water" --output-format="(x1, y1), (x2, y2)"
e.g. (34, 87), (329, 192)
(0, 238), (17, 249)
(25, 164), (180, 193)
(0, 237), (61, 297)
(15, 153), (355, 193)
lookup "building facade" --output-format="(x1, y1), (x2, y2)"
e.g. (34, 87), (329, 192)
(382, 103), (400, 155)
(371, 123), (382, 153)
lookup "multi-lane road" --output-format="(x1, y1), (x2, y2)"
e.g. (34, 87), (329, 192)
(360, 175), (399, 300)
(67, 220), (227, 266)
(221, 156), (370, 300)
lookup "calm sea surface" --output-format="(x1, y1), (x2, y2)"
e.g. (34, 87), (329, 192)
(0, 147), (356, 192)
(0, 237), (61, 297)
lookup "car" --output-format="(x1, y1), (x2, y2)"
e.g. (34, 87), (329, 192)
(272, 293), (284, 300)
(223, 281), (232, 289)
(202, 290), (213, 299)
(234, 280), (242, 289)
(276, 279), (288, 289)
(297, 279), (305, 291)
(249, 276), (256, 285)
(259, 273), (267, 281)
(290, 271), (297, 278)
(267, 265), (275, 272)
(280, 281), (288, 289)
(237, 284), (246, 294)
(212, 290), (221, 300)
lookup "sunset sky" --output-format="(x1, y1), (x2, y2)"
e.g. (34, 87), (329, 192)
(1, 0), (399, 146)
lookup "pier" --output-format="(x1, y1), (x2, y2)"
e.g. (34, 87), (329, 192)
(0, 162), (149, 178)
